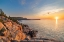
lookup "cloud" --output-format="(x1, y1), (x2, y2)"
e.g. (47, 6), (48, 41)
(32, 0), (64, 16)
(20, 0), (26, 5)
(31, 0), (42, 8)
(39, 8), (64, 15)
(32, 4), (64, 17)
(37, 6), (64, 16)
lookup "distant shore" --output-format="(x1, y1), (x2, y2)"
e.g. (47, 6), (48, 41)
(10, 17), (41, 20)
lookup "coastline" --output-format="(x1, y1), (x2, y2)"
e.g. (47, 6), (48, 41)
(18, 20), (63, 42)
(0, 16), (62, 42)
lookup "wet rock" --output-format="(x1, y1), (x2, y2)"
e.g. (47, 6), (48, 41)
(0, 39), (3, 42)
(11, 40), (18, 42)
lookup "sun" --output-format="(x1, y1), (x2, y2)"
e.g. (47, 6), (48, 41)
(55, 17), (59, 19)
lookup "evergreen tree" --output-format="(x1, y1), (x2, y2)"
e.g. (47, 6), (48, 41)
(0, 9), (8, 18)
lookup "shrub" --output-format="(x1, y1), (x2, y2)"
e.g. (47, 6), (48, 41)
(0, 28), (6, 33)
(0, 19), (3, 23)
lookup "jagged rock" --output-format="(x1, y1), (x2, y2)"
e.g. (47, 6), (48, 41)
(11, 40), (18, 42)
(4, 22), (12, 29)
(15, 31), (26, 41)
(0, 16), (38, 42)
(0, 39), (3, 42)
(0, 22), (5, 30)
(2, 20), (26, 41)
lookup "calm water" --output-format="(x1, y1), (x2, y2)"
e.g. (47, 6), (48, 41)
(19, 20), (64, 41)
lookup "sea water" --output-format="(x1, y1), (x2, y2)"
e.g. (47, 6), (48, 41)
(19, 20), (64, 41)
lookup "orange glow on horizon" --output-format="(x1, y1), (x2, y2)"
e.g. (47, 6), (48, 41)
(24, 12), (64, 19)
(38, 10), (64, 19)
(40, 14), (64, 20)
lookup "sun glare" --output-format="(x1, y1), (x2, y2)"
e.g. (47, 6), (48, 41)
(55, 17), (59, 24)
(55, 17), (59, 19)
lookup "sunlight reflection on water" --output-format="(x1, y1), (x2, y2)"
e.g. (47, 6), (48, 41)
(19, 20), (64, 41)
(56, 19), (58, 24)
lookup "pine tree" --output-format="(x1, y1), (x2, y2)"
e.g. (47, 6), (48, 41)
(0, 9), (8, 18)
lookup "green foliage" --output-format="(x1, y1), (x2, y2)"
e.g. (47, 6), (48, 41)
(0, 28), (6, 36)
(0, 9), (20, 24)
(9, 17), (19, 24)
(3, 14), (8, 18)
(9, 17), (17, 22)
(0, 9), (8, 18)
(0, 10), (4, 16)
(0, 28), (6, 33)
(0, 19), (3, 23)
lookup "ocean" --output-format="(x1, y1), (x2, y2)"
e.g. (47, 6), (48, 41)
(19, 20), (64, 41)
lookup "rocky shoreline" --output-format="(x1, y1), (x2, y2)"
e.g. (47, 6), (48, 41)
(19, 24), (62, 42)
(0, 16), (26, 42)
(0, 14), (62, 42)
(0, 16), (63, 42)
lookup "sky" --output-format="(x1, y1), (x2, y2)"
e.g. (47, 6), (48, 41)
(0, 0), (64, 19)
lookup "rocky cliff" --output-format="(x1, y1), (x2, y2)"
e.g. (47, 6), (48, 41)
(0, 16), (26, 42)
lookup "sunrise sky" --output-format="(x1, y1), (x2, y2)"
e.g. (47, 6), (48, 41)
(0, 0), (64, 19)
